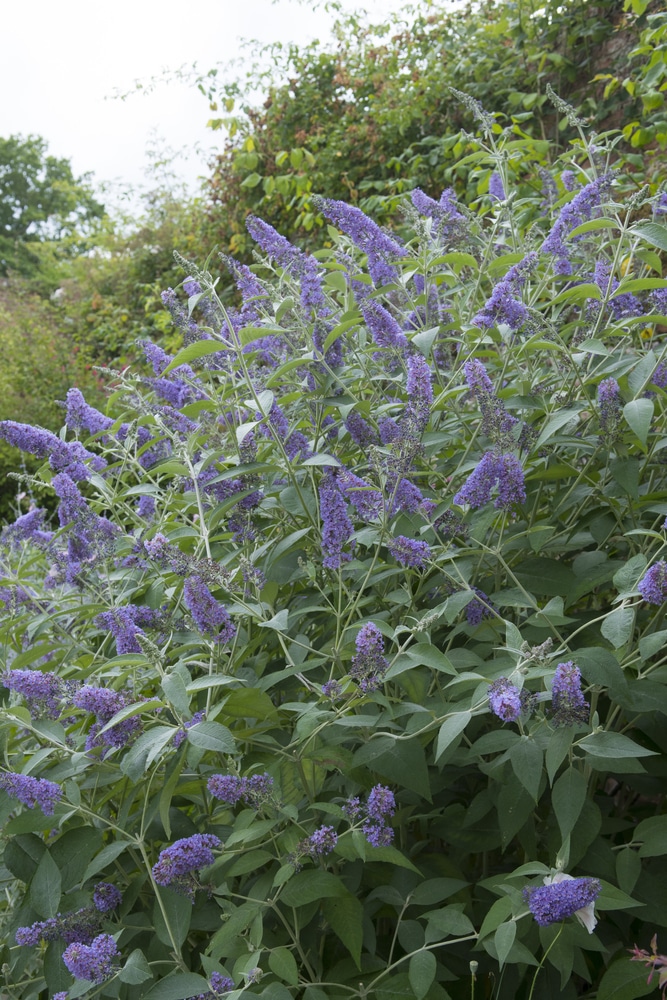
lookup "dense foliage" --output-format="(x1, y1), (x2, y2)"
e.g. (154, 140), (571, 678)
(2, 105), (667, 1000)
(200, 0), (667, 255)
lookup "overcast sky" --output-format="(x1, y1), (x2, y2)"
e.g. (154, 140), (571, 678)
(2, 0), (408, 210)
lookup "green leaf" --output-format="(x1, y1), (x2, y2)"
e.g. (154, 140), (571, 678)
(162, 340), (226, 373)
(435, 712), (471, 761)
(623, 398), (654, 447)
(498, 782), (534, 847)
(601, 607), (635, 648)
(616, 849), (641, 895)
(161, 673), (190, 715)
(596, 959), (655, 999)
(508, 738), (543, 802)
(240, 172), (262, 188)
(580, 732), (657, 758)
(610, 458), (639, 498)
(494, 921), (516, 968)
(478, 897), (513, 940)
(120, 726), (176, 780)
(409, 878), (468, 905)
(535, 408), (582, 449)
(631, 222), (667, 253)
(353, 735), (431, 799)
(515, 558), (577, 598)
(142, 974), (211, 1000)
(551, 283), (601, 305)
(268, 947), (299, 986)
(3, 832), (46, 881)
(613, 554), (647, 595)
(568, 218), (618, 238)
(546, 726), (574, 784)
(552, 768), (587, 841)
(82, 840), (133, 882)
(95, 698), (164, 737)
(258, 609), (290, 631)
(186, 721), (236, 753)
(411, 327), (440, 357)
(119, 949), (154, 985)
(30, 850), (61, 919)
(613, 277), (667, 295)
(634, 816), (667, 857)
(322, 893), (363, 969)
(280, 870), (347, 906)
(596, 880), (644, 912)
(408, 950), (436, 999)
(302, 453), (341, 467)
(423, 906), (474, 942)
(50, 827), (102, 891)
(154, 888), (192, 947)
(324, 270), (348, 294)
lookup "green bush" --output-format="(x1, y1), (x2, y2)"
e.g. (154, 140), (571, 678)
(2, 111), (667, 1000)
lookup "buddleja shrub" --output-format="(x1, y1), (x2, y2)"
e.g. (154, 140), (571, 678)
(2, 97), (667, 1000)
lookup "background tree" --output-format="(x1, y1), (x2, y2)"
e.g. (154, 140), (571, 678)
(0, 134), (105, 281)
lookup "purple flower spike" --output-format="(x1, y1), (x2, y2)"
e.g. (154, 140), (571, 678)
(406, 354), (433, 429)
(0, 773), (61, 815)
(65, 389), (114, 436)
(308, 825), (338, 856)
(319, 471), (355, 569)
(93, 883), (122, 913)
(0, 420), (106, 481)
(183, 576), (236, 644)
(466, 588), (495, 625)
(208, 774), (245, 805)
(315, 197), (404, 287)
(350, 622), (388, 692)
(488, 171), (505, 201)
(523, 876), (600, 929)
(3, 669), (63, 718)
(638, 561), (667, 605)
(551, 661), (589, 725)
(367, 785), (395, 820)
(152, 833), (221, 899)
(454, 451), (525, 510)
(597, 378), (622, 440)
(387, 535), (431, 568)
(62, 933), (119, 983)
(361, 300), (408, 349)
(542, 174), (613, 273)
(246, 216), (326, 313)
(488, 677), (523, 723)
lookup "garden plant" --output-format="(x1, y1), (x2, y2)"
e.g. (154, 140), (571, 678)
(2, 95), (667, 1000)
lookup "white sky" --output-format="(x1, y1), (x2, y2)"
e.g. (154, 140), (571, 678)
(1, 0), (408, 210)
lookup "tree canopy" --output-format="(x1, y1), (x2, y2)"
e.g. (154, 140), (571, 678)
(0, 134), (105, 277)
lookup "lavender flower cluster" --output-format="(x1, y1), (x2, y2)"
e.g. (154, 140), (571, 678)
(3, 668), (66, 718)
(523, 876), (601, 927)
(207, 772), (274, 808)
(62, 933), (119, 983)
(453, 450), (526, 510)
(638, 561), (667, 605)
(488, 661), (588, 726)
(16, 883), (121, 947)
(344, 784), (396, 846)
(73, 685), (143, 752)
(0, 772), (61, 814)
(183, 576), (236, 644)
(152, 833), (221, 899)
(349, 622), (389, 692)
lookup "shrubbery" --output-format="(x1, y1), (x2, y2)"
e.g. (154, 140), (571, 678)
(2, 103), (667, 1000)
